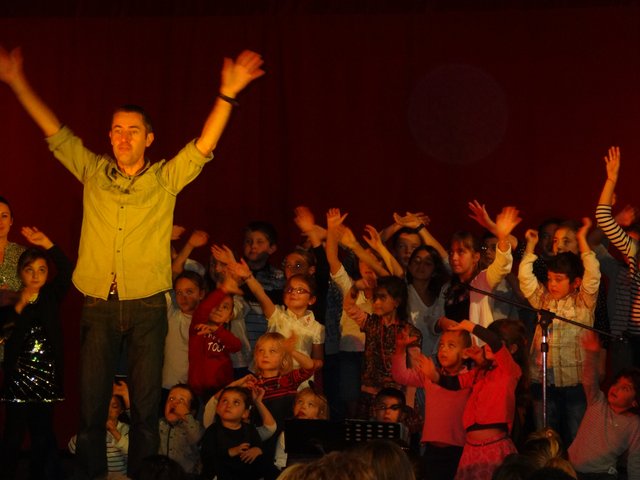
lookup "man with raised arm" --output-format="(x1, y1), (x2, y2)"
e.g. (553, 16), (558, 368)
(0, 46), (264, 478)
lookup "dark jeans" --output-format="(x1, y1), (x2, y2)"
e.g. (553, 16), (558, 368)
(531, 382), (586, 447)
(75, 293), (167, 479)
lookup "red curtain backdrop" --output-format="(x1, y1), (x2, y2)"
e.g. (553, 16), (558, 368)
(1, 5), (640, 444)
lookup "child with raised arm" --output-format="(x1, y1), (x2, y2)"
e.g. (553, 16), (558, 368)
(519, 219), (600, 446)
(444, 319), (523, 480)
(188, 274), (242, 404)
(0, 227), (72, 480)
(393, 327), (472, 480)
(223, 245), (325, 371)
(439, 203), (520, 330)
(568, 331), (640, 478)
(595, 146), (640, 367)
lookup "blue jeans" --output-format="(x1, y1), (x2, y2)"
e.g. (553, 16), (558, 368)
(531, 382), (586, 447)
(74, 293), (167, 478)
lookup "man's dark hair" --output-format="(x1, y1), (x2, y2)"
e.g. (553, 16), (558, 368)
(113, 104), (154, 133)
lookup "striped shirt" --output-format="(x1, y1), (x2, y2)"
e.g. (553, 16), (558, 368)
(595, 204), (640, 335)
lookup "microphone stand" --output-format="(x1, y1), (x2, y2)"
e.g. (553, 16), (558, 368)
(464, 283), (619, 428)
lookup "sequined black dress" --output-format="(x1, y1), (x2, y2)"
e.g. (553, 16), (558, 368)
(0, 245), (72, 402)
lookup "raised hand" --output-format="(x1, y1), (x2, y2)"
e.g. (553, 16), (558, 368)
(468, 200), (494, 231)
(577, 217), (592, 239)
(615, 204), (637, 228)
(211, 244), (236, 266)
(494, 206), (521, 241)
(393, 211), (430, 229)
(396, 328), (419, 350)
(187, 230), (209, 248)
(363, 225), (384, 251)
(326, 208), (348, 230)
(220, 51), (265, 98)
(226, 257), (252, 280)
(604, 146), (620, 183)
(21, 226), (53, 249)
(171, 225), (186, 241)
(294, 206), (316, 234)
(338, 225), (358, 250)
(0, 46), (23, 86)
(413, 354), (437, 381)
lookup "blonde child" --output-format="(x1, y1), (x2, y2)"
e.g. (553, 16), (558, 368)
(519, 219), (600, 445)
(443, 319), (524, 480)
(221, 245), (324, 370)
(274, 387), (329, 469)
(393, 329), (472, 480)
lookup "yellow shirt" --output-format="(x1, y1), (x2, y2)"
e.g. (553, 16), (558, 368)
(47, 126), (212, 300)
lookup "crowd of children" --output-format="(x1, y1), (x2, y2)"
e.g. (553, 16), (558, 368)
(2, 147), (640, 480)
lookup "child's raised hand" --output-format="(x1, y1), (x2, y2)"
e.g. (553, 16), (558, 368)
(326, 208), (348, 230)
(113, 380), (130, 410)
(21, 226), (53, 249)
(393, 211), (429, 229)
(251, 385), (266, 404)
(0, 46), (24, 85)
(447, 319), (474, 333)
(494, 206), (522, 240)
(294, 206), (316, 233)
(614, 204), (637, 228)
(227, 258), (252, 280)
(239, 446), (263, 463)
(525, 228), (539, 246)
(577, 217), (592, 239)
(468, 200), (494, 230)
(211, 244), (236, 265)
(396, 328), (419, 350)
(171, 225), (186, 241)
(581, 330), (601, 353)
(187, 230), (209, 248)
(220, 273), (243, 295)
(363, 225), (383, 251)
(604, 146), (620, 182)
(413, 354), (437, 381)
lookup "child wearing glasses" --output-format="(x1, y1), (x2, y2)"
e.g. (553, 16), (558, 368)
(225, 248), (325, 370)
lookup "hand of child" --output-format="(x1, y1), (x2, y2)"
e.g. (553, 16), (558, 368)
(211, 244), (236, 266)
(353, 277), (376, 291)
(195, 323), (219, 335)
(577, 217), (592, 240)
(363, 225), (384, 252)
(604, 146), (620, 183)
(112, 380), (130, 410)
(525, 228), (539, 247)
(581, 330), (601, 353)
(187, 230), (209, 248)
(294, 206), (316, 233)
(614, 204), (637, 228)
(171, 225), (186, 241)
(282, 332), (298, 353)
(229, 442), (251, 457)
(396, 328), (419, 351)
(393, 211), (430, 229)
(227, 258), (252, 281)
(338, 225), (358, 250)
(438, 316), (459, 332)
(251, 385), (266, 404)
(413, 354), (438, 381)
(220, 274), (242, 295)
(494, 206), (521, 241)
(447, 319), (474, 333)
(239, 446), (262, 463)
(464, 345), (485, 365)
(21, 226), (53, 249)
(326, 208), (348, 230)
(468, 200), (494, 231)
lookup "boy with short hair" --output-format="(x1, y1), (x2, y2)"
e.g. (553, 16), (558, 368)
(518, 219), (601, 446)
(241, 221), (285, 348)
(568, 332), (640, 478)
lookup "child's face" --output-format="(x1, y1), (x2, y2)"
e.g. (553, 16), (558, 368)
(209, 296), (234, 325)
(283, 253), (314, 279)
(480, 238), (498, 269)
(294, 393), (322, 419)
(284, 277), (315, 311)
(539, 223), (558, 257)
(108, 395), (123, 421)
(408, 249), (435, 281)
(373, 396), (403, 423)
(175, 277), (204, 314)
(372, 288), (399, 317)
(547, 271), (578, 300)
(243, 231), (275, 264)
(449, 241), (480, 279)
(608, 376), (638, 413)
(164, 387), (192, 423)
(217, 390), (250, 423)
(255, 339), (284, 373)
(437, 331), (466, 372)
(358, 258), (378, 286)
(394, 233), (421, 268)
(552, 227), (578, 254)
(20, 258), (48, 291)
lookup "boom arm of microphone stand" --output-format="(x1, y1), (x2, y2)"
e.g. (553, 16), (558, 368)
(463, 282), (620, 341)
